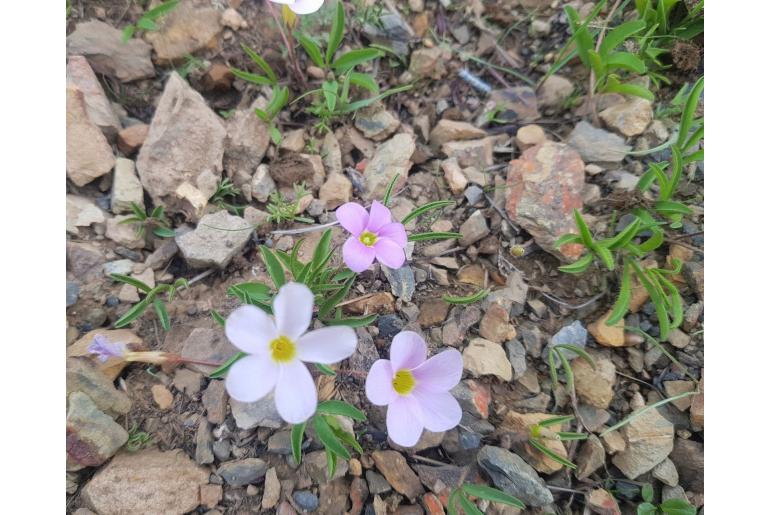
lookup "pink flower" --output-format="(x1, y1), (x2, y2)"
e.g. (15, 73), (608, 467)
(269, 0), (324, 15)
(224, 282), (357, 424)
(337, 201), (407, 273)
(365, 331), (463, 447)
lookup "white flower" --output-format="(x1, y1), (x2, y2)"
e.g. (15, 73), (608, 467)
(269, 0), (325, 15)
(224, 282), (357, 424)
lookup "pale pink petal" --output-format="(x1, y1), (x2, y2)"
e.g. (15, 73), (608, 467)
(296, 326), (357, 364)
(225, 305), (276, 354)
(343, 237), (376, 273)
(365, 359), (397, 406)
(412, 349), (463, 392)
(273, 282), (314, 340)
(274, 360), (317, 424)
(389, 331), (427, 370)
(411, 390), (462, 433)
(225, 355), (279, 403)
(377, 222), (407, 247)
(387, 395), (424, 447)
(287, 0), (325, 14)
(336, 202), (368, 236)
(366, 200), (392, 233)
(373, 238), (405, 269)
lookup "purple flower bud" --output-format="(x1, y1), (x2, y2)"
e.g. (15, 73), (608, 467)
(87, 335), (127, 362)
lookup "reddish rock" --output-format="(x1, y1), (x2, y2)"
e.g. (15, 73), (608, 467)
(505, 142), (585, 260)
(203, 63), (234, 91)
(371, 451), (424, 500)
(117, 124), (150, 155)
(587, 488), (621, 515)
(422, 493), (445, 515)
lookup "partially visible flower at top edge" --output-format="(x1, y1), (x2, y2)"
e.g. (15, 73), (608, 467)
(87, 335), (127, 363)
(336, 201), (408, 273)
(224, 282), (358, 424)
(269, 0), (324, 15)
(364, 330), (463, 447)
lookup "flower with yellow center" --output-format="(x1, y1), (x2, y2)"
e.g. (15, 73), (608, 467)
(224, 282), (358, 424)
(392, 369), (416, 395)
(358, 230), (378, 247)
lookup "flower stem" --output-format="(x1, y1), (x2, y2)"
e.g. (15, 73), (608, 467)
(264, 0), (307, 90)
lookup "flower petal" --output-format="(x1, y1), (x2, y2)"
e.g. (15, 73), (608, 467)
(387, 395), (424, 447)
(225, 305), (276, 354)
(296, 326), (357, 364)
(366, 200), (392, 233)
(343, 237), (376, 273)
(412, 349), (463, 392)
(365, 359), (397, 406)
(373, 238), (406, 269)
(288, 0), (325, 14)
(389, 331), (427, 371)
(274, 360), (317, 424)
(411, 390), (462, 433)
(377, 222), (407, 247)
(336, 202), (368, 236)
(225, 355), (279, 403)
(273, 282), (314, 340)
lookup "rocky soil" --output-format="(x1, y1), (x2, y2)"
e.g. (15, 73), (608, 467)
(66, 1), (704, 514)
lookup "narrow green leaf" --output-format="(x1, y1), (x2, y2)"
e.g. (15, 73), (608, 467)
(122, 25), (136, 42)
(408, 231), (462, 242)
(326, 0), (345, 65)
(401, 200), (454, 224)
(314, 415), (351, 459)
(323, 314), (378, 328)
(153, 227), (176, 238)
(144, 0), (179, 20)
(556, 348), (574, 392)
(632, 261), (671, 339)
(558, 253), (594, 274)
(677, 76), (704, 148)
(136, 18), (157, 31)
(447, 489), (461, 515)
(114, 294), (154, 328)
(317, 400), (366, 421)
(241, 43), (278, 84)
(556, 431), (588, 441)
(382, 174), (400, 207)
(607, 260), (632, 325)
(331, 48), (382, 73)
(604, 218), (642, 250)
(594, 244), (616, 271)
(211, 310), (226, 326)
(315, 363), (337, 376)
(458, 492), (483, 515)
(604, 51), (647, 73)
(641, 483), (654, 503)
(348, 72), (379, 93)
(309, 229), (333, 279)
(528, 438), (576, 469)
(587, 49), (606, 78)
(538, 415), (575, 428)
(291, 422), (306, 465)
(599, 20), (646, 55)
(266, 86), (290, 119)
(603, 80), (655, 101)
(318, 275), (355, 318)
(338, 84), (413, 114)
(554, 233), (582, 248)
(260, 246), (286, 289)
(573, 209), (594, 247)
(322, 80), (339, 112)
(110, 274), (152, 292)
(230, 68), (272, 86)
(296, 33), (325, 69)
(564, 6), (592, 68)
(600, 390), (698, 436)
(209, 352), (247, 378)
(227, 282), (272, 304)
(442, 289), (489, 305)
(554, 344), (596, 369)
(332, 426), (363, 454)
(326, 447), (338, 478)
(659, 498), (697, 515)
(654, 200), (692, 216)
(153, 299), (170, 331)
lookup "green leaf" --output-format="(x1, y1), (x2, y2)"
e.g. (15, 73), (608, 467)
(325, 446), (338, 478)
(317, 400), (366, 421)
(267, 86), (290, 119)
(270, 125), (282, 145)
(382, 174), (400, 207)
(401, 200), (454, 224)
(260, 246), (286, 289)
(554, 344), (596, 369)
(555, 348), (574, 392)
(573, 209), (594, 247)
(442, 289), (490, 305)
(641, 483), (654, 503)
(230, 68), (273, 86)
(448, 489), (461, 515)
(122, 25), (136, 42)
(554, 233), (582, 248)
(241, 43), (278, 84)
(136, 18), (157, 31)
(654, 200), (693, 217)
(662, 145), (683, 201)
(114, 294), (155, 328)
(314, 415), (351, 459)
(538, 415), (574, 428)
(326, 0), (345, 65)
(348, 72), (379, 93)
(558, 253), (594, 274)
(291, 422), (306, 465)
(227, 282), (272, 305)
(338, 84), (413, 114)
(607, 260), (632, 325)
(604, 79), (655, 101)
(601, 390), (698, 437)
(331, 425), (363, 454)
(408, 231), (462, 242)
(211, 310), (226, 327)
(110, 273), (152, 292)
(659, 498), (697, 515)
(331, 48), (382, 73)
(528, 438), (576, 469)
(153, 298), (170, 331)
(209, 352), (247, 379)
(323, 314), (378, 328)
(677, 76), (704, 148)
(682, 125), (704, 154)
(604, 218), (642, 250)
(556, 431), (588, 441)
(322, 80), (339, 112)
(633, 261), (671, 339)
(458, 492), (483, 515)
(144, 0), (179, 20)
(315, 363), (337, 376)
(564, 6), (593, 68)
(153, 227), (176, 238)
(309, 229), (333, 279)
(605, 52), (647, 73)
(599, 20), (646, 56)
(318, 275), (355, 318)
(594, 244), (615, 271)
(637, 502), (657, 515)
(294, 33), (325, 68)
(587, 49), (606, 78)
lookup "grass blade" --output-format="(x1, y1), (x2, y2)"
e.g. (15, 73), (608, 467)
(316, 400), (366, 421)
(209, 352), (246, 379)
(600, 391), (698, 437)
(401, 200), (454, 224)
(260, 246), (286, 289)
(442, 289), (489, 305)
(528, 438), (576, 469)
(314, 415), (350, 460)
(291, 422), (306, 465)
(408, 231), (462, 242)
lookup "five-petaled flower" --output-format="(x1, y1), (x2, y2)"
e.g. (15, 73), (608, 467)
(365, 331), (463, 447)
(337, 201), (407, 273)
(224, 282), (357, 424)
(269, 0), (324, 15)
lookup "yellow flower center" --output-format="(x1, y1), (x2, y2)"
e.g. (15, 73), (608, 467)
(359, 231), (378, 247)
(392, 369), (416, 395)
(269, 335), (296, 363)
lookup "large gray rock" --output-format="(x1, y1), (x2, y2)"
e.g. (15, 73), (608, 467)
(176, 210), (252, 268)
(66, 392), (128, 468)
(66, 55), (121, 139)
(566, 121), (630, 163)
(217, 458), (268, 487)
(137, 72), (226, 220)
(381, 265), (416, 302)
(67, 357), (131, 417)
(363, 133), (415, 200)
(110, 158), (144, 215)
(82, 449), (208, 514)
(477, 446), (553, 507)
(231, 394), (283, 430)
(67, 195), (106, 235)
(66, 20), (155, 82)
(67, 86), (115, 187)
